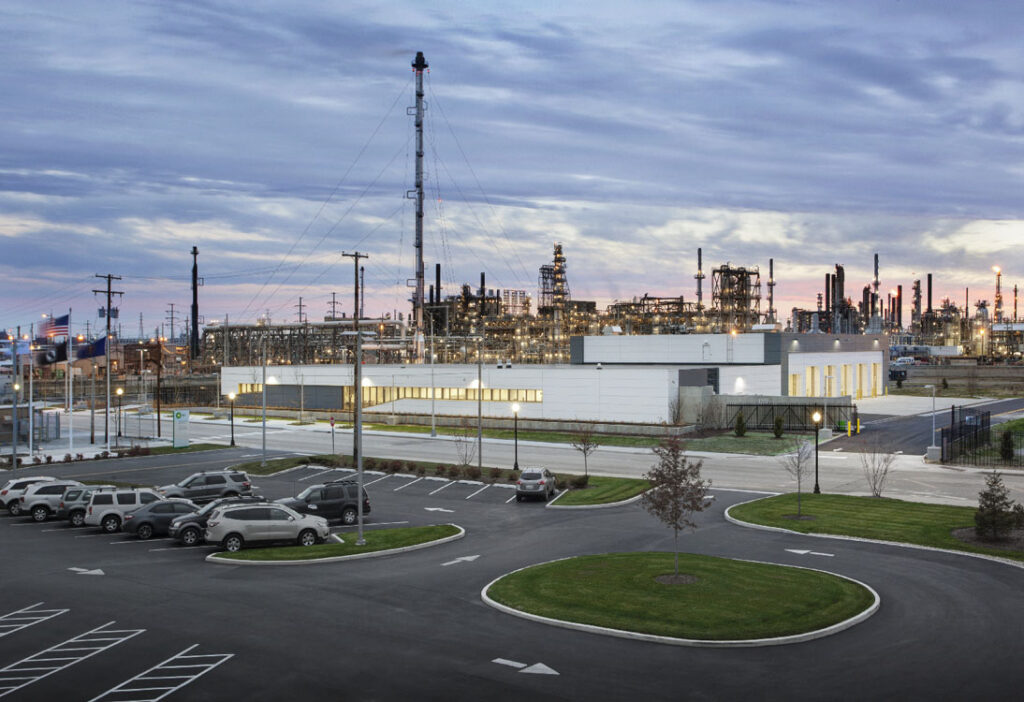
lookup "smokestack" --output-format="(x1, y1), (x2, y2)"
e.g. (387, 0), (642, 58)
(825, 273), (832, 331)
(768, 258), (775, 321)
(897, 284), (903, 329)
(190, 245), (200, 361)
(428, 285), (434, 306)
(695, 248), (705, 308)
(927, 273), (933, 314)
(435, 263), (441, 303)
(480, 272), (485, 298)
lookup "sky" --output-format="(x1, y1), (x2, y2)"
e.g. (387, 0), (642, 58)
(2, 0), (1023, 340)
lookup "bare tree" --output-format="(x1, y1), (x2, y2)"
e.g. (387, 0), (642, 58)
(860, 439), (896, 498)
(668, 395), (683, 425)
(569, 424), (599, 478)
(779, 439), (814, 517)
(640, 435), (711, 577)
(452, 419), (476, 471)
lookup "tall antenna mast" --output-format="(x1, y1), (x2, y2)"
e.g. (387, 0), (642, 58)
(410, 51), (429, 362)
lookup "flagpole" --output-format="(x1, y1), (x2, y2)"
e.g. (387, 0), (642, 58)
(28, 323), (34, 457)
(68, 308), (73, 455)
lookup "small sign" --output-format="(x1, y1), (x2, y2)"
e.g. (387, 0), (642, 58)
(330, 416), (335, 427)
(172, 409), (190, 448)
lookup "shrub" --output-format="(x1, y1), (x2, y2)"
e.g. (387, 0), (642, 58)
(433, 464), (447, 477)
(734, 411), (746, 437)
(976, 471), (1018, 540)
(896, 379), (903, 389)
(363, 457), (378, 471)
(570, 474), (590, 489)
(464, 465), (482, 481)
(489, 467), (502, 482)
(391, 460), (405, 473)
(508, 470), (519, 482)
(1001, 430), (1015, 462)
(63, 454), (73, 463)
(75, 453), (84, 461)
(404, 461), (417, 473)
(941, 378), (949, 390)
(773, 416), (785, 439)
(32, 456), (41, 465)
(45, 455), (53, 464)
(416, 464), (427, 477)
(447, 465), (463, 480)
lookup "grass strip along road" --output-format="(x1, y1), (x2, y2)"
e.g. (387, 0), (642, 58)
(729, 494), (1024, 563)
(555, 476), (649, 506)
(487, 552), (875, 640)
(215, 525), (460, 561)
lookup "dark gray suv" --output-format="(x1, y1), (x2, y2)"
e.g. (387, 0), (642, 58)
(276, 479), (371, 525)
(157, 471), (252, 503)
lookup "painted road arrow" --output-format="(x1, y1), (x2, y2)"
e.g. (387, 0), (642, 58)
(492, 659), (559, 675)
(785, 549), (834, 557)
(441, 555), (480, 566)
(68, 567), (105, 575)
(425, 507), (455, 513)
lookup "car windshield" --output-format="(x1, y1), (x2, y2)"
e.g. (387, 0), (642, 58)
(296, 486), (320, 500)
(522, 471), (542, 481)
(196, 501), (222, 516)
(176, 475), (199, 487)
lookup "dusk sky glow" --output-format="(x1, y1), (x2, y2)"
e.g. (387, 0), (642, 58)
(3, 0), (1023, 338)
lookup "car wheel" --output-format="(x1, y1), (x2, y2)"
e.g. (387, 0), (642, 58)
(136, 523), (153, 540)
(180, 527), (201, 546)
(222, 534), (243, 552)
(298, 529), (317, 547)
(341, 507), (357, 525)
(70, 510), (85, 527)
(101, 515), (121, 533)
(32, 506), (49, 522)
(8, 501), (21, 517)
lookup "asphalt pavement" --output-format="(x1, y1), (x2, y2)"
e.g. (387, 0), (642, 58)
(3, 452), (1024, 700)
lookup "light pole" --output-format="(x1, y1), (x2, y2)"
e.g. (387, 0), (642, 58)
(512, 402), (520, 471)
(924, 384), (937, 449)
(812, 410), (822, 494)
(115, 387), (123, 445)
(228, 392), (236, 447)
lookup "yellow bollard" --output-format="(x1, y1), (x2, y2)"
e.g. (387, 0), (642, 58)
(847, 420), (851, 437)
(857, 418), (861, 434)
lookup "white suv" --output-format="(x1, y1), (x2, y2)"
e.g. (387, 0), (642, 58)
(85, 489), (161, 533)
(205, 503), (330, 552)
(1, 476), (58, 516)
(20, 480), (84, 521)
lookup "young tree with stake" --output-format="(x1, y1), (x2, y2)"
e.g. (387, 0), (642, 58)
(779, 439), (814, 517)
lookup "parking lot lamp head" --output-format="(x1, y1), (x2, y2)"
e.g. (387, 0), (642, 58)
(812, 411), (821, 494)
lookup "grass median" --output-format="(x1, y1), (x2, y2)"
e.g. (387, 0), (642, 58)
(215, 524), (461, 561)
(554, 476), (649, 506)
(487, 552), (874, 640)
(729, 493), (1024, 563)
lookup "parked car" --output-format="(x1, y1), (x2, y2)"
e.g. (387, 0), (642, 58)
(19, 480), (84, 522)
(84, 489), (162, 533)
(122, 499), (198, 540)
(205, 503), (330, 552)
(1, 476), (58, 516)
(516, 467), (558, 502)
(168, 495), (268, 546)
(57, 485), (117, 527)
(275, 479), (371, 525)
(157, 470), (253, 502)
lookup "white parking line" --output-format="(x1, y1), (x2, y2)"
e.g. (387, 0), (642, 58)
(88, 644), (233, 702)
(393, 478), (423, 492)
(0, 603), (68, 639)
(41, 528), (72, 533)
(0, 622), (144, 698)
(465, 485), (489, 500)
(505, 493), (518, 504)
(332, 520), (409, 530)
(110, 538), (172, 545)
(363, 475), (391, 487)
(74, 534), (107, 539)
(428, 481), (455, 496)
(297, 468), (330, 482)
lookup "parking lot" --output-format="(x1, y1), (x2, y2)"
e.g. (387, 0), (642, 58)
(5, 448), (1024, 701)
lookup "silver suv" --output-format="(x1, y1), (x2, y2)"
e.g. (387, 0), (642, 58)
(157, 471), (253, 503)
(1, 476), (58, 516)
(515, 467), (558, 502)
(85, 489), (161, 533)
(20, 480), (84, 522)
(57, 485), (117, 527)
(205, 503), (330, 552)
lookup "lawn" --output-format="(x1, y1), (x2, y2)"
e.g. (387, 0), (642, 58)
(215, 524), (460, 561)
(729, 493), (1024, 562)
(486, 552), (874, 640)
(148, 443), (228, 455)
(555, 477), (650, 506)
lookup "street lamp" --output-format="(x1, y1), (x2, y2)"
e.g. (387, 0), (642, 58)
(924, 384), (937, 450)
(115, 387), (124, 444)
(228, 392), (236, 447)
(812, 410), (822, 494)
(511, 402), (520, 471)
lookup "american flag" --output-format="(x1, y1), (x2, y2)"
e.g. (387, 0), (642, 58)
(41, 314), (69, 338)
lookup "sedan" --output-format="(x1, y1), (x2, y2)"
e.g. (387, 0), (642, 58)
(122, 499), (198, 540)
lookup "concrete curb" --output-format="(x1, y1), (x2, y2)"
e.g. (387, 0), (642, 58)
(205, 523), (465, 566)
(480, 554), (880, 648)
(724, 497), (1024, 571)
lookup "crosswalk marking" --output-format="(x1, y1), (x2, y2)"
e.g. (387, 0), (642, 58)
(0, 622), (144, 697)
(89, 644), (233, 702)
(0, 603), (68, 639)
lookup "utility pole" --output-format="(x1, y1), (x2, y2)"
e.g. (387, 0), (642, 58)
(93, 274), (123, 451)
(166, 303), (177, 342)
(295, 296), (306, 324)
(409, 51), (428, 363)
(328, 292), (340, 320)
(343, 250), (369, 546)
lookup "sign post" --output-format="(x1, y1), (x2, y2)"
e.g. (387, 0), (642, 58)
(330, 416), (335, 455)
